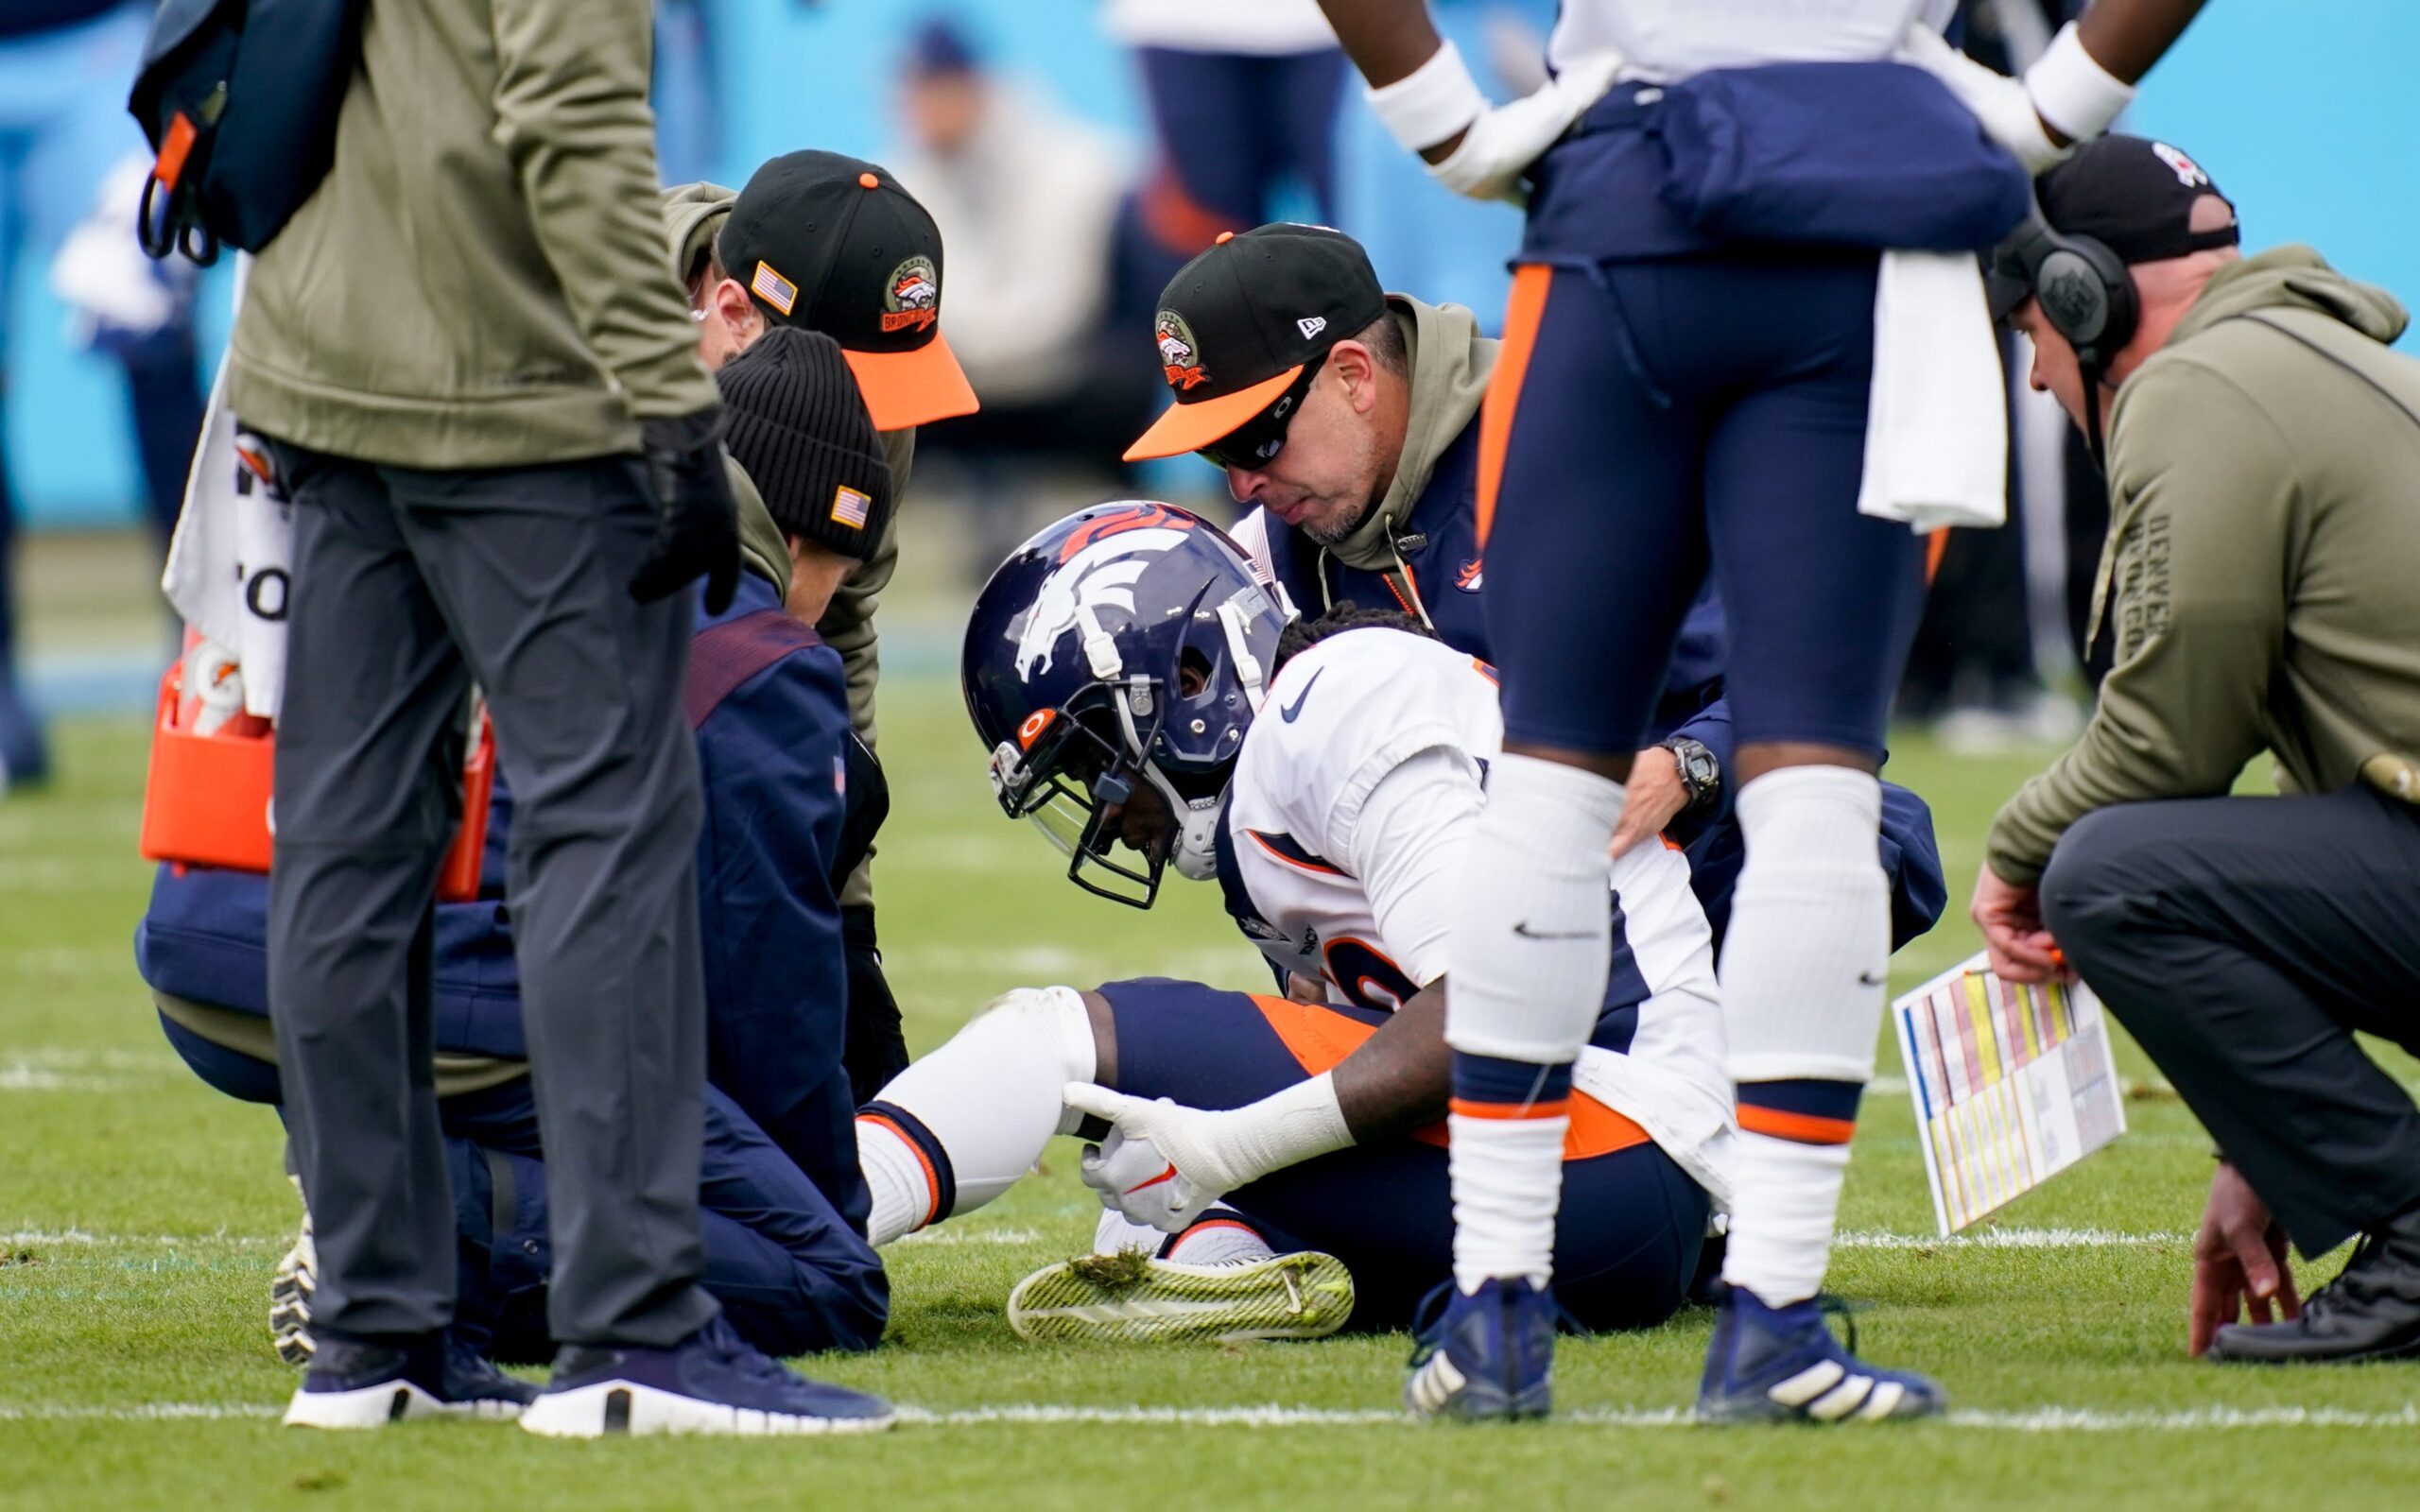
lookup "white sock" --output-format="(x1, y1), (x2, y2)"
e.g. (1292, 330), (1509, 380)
(1449, 1112), (1568, 1291)
(856, 986), (1097, 1247)
(1441, 753), (1617, 1291)
(1716, 766), (1888, 1305)
(1163, 1212), (1277, 1267)
(1721, 1135), (1852, 1305)
(1444, 752), (1624, 1063)
(1093, 1209), (1167, 1258)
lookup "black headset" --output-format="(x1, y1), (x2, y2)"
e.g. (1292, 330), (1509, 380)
(1999, 217), (2137, 372)
(1996, 216), (2136, 470)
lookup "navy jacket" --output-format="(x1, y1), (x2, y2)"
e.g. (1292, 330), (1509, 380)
(1253, 413), (1944, 951)
(136, 573), (868, 1216)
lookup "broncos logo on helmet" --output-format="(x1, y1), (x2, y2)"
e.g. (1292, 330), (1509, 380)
(964, 503), (1285, 908)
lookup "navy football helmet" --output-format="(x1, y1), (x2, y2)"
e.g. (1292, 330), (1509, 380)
(963, 502), (1287, 907)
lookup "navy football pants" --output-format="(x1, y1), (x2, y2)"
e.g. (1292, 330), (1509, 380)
(1480, 255), (1928, 759)
(1099, 978), (1709, 1332)
(159, 1017), (886, 1358)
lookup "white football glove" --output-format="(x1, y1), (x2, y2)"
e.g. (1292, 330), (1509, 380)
(1895, 24), (2069, 176)
(1079, 1124), (1220, 1235)
(1064, 1078), (1353, 1234)
(1432, 51), (1623, 205)
(1367, 43), (1623, 208)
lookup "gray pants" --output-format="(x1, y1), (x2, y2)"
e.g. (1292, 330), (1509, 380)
(2042, 786), (2420, 1258)
(267, 446), (717, 1348)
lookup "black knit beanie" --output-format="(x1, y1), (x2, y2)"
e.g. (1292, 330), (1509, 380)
(715, 326), (894, 559)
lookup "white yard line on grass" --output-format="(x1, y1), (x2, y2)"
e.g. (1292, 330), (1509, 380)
(891, 1228), (1042, 1246)
(1835, 1228), (2187, 1249)
(6, 1401), (2418, 1432)
(1, 1229), (279, 1248)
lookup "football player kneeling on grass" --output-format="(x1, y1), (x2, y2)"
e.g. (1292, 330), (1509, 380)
(853, 505), (1733, 1409)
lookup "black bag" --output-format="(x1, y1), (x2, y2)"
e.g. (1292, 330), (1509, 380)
(126, 0), (368, 266)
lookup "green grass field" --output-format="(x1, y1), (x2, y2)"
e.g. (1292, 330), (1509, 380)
(6, 682), (2419, 1510)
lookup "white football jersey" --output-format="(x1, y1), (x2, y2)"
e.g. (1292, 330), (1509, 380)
(1215, 627), (1734, 1206)
(1551, 0), (1960, 81)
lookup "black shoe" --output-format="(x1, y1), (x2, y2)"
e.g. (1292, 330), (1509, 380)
(283, 1331), (537, 1428)
(2210, 1208), (2420, 1365)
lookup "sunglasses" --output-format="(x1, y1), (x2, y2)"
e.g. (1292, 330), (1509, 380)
(1197, 349), (1328, 472)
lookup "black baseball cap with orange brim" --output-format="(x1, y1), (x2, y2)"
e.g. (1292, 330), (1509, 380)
(718, 150), (979, 432)
(1124, 223), (1388, 463)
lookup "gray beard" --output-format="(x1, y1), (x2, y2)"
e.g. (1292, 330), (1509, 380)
(1303, 492), (1383, 548)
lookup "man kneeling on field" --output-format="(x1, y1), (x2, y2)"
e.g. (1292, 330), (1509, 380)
(854, 506), (1731, 1387)
(139, 332), (897, 1400)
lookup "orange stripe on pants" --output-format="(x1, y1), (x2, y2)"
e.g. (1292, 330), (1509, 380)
(1737, 1104), (1857, 1145)
(1249, 994), (1648, 1160)
(1476, 265), (1554, 550)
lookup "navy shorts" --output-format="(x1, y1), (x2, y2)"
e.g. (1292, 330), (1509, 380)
(1098, 978), (1709, 1332)
(1478, 119), (1927, 760)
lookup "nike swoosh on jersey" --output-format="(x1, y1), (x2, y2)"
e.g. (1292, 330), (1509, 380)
(1512, 920), (1595, 940)
(1278, 668), (1324, 723)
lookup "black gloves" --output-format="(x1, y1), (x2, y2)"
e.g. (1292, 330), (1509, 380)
(629, 405), (741, 614)
(841, 904), (910, 1105)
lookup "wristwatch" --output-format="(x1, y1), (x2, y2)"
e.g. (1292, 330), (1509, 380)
(1659, 735), (1721, 815)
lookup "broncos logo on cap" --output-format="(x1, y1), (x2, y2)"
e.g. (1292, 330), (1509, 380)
(1155, 310), (1207, 391)
(881, 256), (942, 333)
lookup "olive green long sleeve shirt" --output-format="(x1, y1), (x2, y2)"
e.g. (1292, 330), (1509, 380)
(1989, 249), (2420, 885)
(229, 0), (717, 466)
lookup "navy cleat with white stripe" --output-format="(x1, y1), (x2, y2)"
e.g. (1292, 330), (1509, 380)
(519, 1314), (893, 1438)
(1697, 1285), (1945, 1424)
(283, 1332), (536, 1429)
(1403, 1277), (1556, 1421)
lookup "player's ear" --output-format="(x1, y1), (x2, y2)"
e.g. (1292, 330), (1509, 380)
(1328, 340), (1379, 416)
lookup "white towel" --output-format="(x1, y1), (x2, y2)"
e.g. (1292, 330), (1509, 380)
(161, 261), (295, 721)
(1856, 249), (2009, 534)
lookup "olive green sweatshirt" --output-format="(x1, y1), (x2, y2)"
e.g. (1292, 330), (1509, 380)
(228, 0), (717, 466)
(1988, 247), (2420, 885)
(1289, 295), (1496, 611)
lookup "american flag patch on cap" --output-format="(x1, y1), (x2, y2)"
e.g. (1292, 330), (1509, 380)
(831, 485), (872, 528)
(750, 260), (798, 317)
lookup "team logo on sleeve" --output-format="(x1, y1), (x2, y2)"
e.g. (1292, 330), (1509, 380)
(881, 257), (941, 333)
(1156, 310), (1208, 391)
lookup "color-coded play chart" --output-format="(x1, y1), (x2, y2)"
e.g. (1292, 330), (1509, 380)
(1893, 953), (2127, 1235)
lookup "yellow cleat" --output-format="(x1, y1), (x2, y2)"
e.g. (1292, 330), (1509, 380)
(1008, 1248), (1356, 1344)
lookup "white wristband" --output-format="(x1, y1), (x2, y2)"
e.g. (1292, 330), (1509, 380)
(2023, 22), (2135, 144)
(1225, 1072), (1354, 1185)
(1367, 40), (1488, 156)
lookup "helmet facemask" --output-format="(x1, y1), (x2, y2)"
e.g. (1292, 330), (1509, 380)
(987, 581), (1271, 908)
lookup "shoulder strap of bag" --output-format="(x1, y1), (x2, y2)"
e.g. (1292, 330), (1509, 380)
(685, 609), (823, 729)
